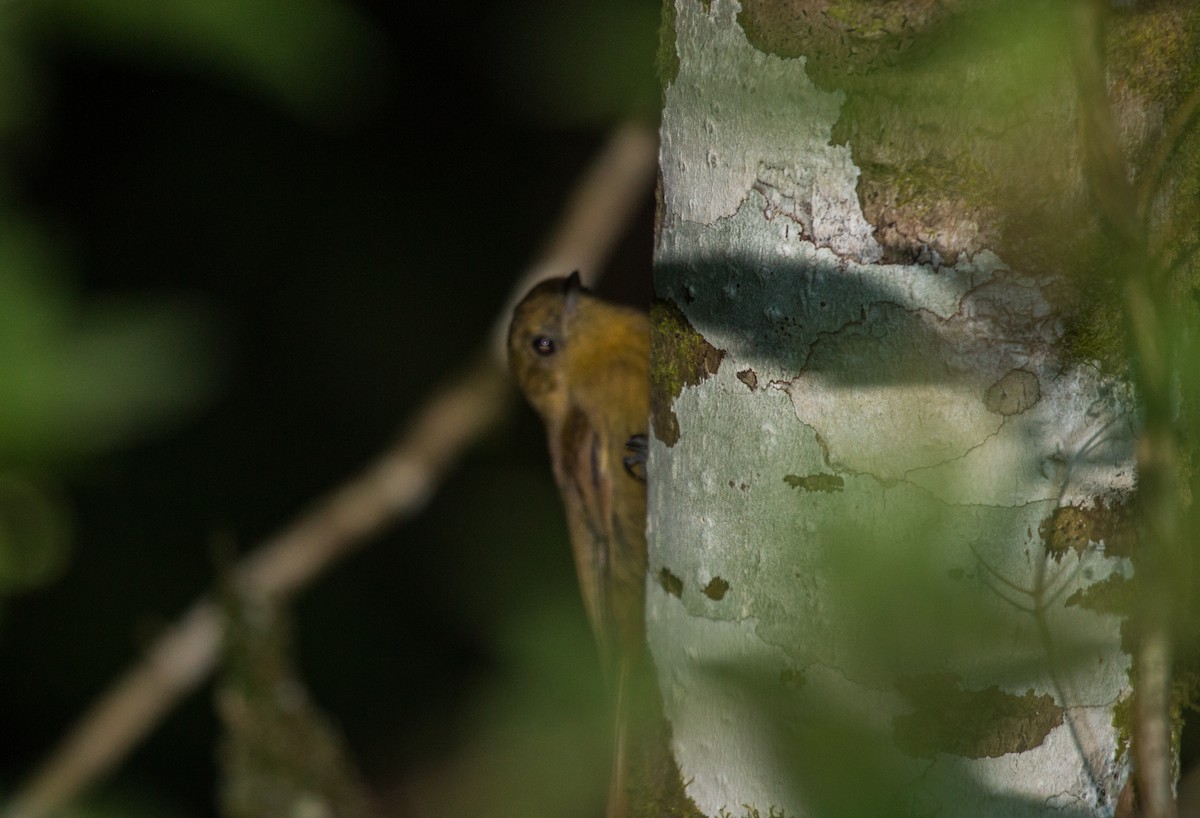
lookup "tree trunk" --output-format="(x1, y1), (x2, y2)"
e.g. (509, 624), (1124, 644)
(648, 1), (1199, 815)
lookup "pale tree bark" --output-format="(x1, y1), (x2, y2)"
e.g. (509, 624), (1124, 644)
(648, 1), (1200, 816)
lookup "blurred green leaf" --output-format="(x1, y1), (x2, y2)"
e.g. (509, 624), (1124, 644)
(416, 589), (612, 818)
(0, 472), (70, 595)
(30, 0), (388, 124)
(0, 223), (216, 461)
(0, 20), (43, 147)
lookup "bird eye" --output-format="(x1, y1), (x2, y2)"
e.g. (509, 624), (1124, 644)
(532, 335), (555, 355)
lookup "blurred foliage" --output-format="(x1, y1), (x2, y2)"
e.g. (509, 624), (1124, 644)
(0, 471), (70, 597)
(1, 0), (662, 814)
(0, 222), (214, 463)
(24, 0), (389, 126)
(0, 8), (394, 814)
(402, 587), (613, 818)
(0, 0), (382, 798)
(0, 215), (215, 601)
(0, 0), (388, 617)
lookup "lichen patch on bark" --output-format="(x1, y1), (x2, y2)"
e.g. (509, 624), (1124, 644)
(1065, 572), (1135, 616)
(736, 0), (956, 81)
(892, 673), (1064, 760)
(736, 368), (758, 390)
(984, 368), (1041, 416)
(1039, 499), (1136, 561)
(856, 166), (995, 268)
(703, 576), (730, 600)
(736, 0), (1091, 273)
(783, 473), (844, 493)
(651, 298), (725, 446)
(659, 566), (685, 598)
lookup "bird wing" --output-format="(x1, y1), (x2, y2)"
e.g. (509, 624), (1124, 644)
(555, 402), (618, 671)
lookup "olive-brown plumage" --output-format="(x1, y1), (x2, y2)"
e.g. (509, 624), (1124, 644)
(508, 273), (649, 818)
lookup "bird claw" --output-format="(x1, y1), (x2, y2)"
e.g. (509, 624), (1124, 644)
(623, 434), (648, 482)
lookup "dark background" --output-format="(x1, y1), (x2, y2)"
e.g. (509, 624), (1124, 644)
(0, 1), (659, 815)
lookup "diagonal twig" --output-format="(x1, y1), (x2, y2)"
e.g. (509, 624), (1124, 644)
(6, 120), (657, 818)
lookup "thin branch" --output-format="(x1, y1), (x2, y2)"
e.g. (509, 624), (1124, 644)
(1067, 0), (1138, 243)
(6, 120), (658, 818)
(1135, 83), (1200, 227)
(1069, 2), (1183, 816)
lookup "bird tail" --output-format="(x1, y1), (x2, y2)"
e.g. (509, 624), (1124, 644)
(607, 656), (632, 818)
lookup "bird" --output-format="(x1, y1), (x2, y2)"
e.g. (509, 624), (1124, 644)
(508, 271), (650, 818)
